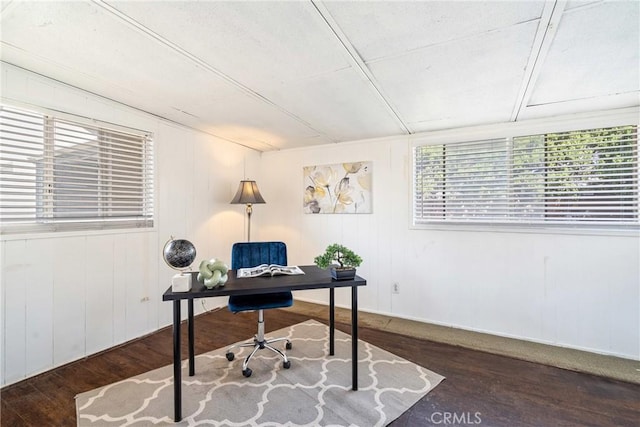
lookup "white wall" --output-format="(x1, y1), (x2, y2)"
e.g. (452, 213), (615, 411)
(257, 123), (640, 360)
(0, 64), (257, 386)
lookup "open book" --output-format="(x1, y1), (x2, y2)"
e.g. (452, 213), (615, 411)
(237, 264), (305, 278)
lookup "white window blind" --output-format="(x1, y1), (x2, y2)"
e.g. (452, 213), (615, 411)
(0, 105), (154, 233)
(413, 125), (638, 228)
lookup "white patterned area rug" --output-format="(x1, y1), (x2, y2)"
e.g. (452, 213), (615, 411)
(76, 320), (444, 426)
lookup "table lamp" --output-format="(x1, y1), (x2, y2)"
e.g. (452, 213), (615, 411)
(230, 180), (266, 242)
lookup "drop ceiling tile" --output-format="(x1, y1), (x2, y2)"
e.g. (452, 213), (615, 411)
(323, 0), (544, 61)
(565, 0), (601, 11)
(193, 92), (332, 145)
(257, 67), (405, 142)
(0, 1), (236, 107)
(105, 1), (352, 87)
(368, 20), (538, 130)
(529, 1), (640, 105)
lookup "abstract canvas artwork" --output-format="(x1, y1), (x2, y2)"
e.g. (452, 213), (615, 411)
(303, 161), (372, 214)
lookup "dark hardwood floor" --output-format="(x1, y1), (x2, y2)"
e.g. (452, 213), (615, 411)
(2, 307), (639, 426)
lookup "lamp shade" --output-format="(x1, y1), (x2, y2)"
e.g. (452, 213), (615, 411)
(230, 180), (266, 204)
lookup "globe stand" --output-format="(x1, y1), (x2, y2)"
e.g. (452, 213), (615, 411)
(171, 273), (191, 292)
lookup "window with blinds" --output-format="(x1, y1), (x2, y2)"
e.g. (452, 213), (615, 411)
(413, 125), (638, 229)
(0, 105), (154, 233)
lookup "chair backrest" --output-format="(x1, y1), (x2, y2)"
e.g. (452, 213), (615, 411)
(231, 241), (287, 269)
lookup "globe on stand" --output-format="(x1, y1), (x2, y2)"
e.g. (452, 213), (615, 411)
(163, 237), (196, 292)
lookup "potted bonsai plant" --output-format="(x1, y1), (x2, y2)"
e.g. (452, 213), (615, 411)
(314, 243), (362, 280)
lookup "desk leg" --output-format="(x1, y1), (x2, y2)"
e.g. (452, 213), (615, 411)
(172, 300), (182, 422)
(329, 288), (335, 356)
(188, 299), (195, 376)
(351, 285), (358, 391)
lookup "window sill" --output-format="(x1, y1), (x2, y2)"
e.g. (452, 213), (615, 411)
(410, 222), (640, 237)
(0, 226), (157, 241)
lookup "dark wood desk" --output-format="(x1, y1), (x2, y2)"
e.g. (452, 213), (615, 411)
(162, 265), (366, 422)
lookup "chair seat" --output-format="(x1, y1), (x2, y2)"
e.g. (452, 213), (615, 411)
(228, 291), (293, 312)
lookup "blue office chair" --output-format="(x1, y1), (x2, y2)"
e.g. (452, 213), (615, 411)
(225, 241), (293, 377)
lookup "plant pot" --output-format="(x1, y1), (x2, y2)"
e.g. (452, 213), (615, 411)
(330, 267), (356, 281)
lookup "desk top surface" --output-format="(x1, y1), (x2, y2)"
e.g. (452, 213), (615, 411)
(162, 265), (366, 301)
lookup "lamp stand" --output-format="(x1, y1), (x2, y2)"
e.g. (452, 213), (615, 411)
(246, 203), (253, 242)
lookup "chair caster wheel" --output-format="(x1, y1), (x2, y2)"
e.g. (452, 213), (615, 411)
(283, 361), (291, 369)
(226, 352), (235, 361)
(242, 368), (252, 377)
(285, 342), (292, 350)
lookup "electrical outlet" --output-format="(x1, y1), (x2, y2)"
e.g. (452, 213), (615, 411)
(140, 296), (150, 302)
(392, 282), (400, 294)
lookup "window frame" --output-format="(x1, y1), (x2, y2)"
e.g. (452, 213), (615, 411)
(0, 103), (155, 235)
(410, 108), (640, 235)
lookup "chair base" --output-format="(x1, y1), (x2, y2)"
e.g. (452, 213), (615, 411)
(225, 310), (292, 377)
